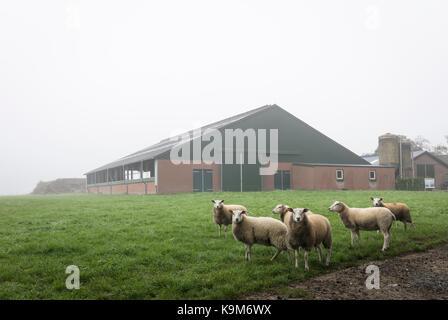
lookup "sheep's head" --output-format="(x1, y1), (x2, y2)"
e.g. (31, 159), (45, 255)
(211, 200), (225, 209)
(328, 201), (344, 213)
(370, 197), (384, 207)
(231, 210), (246, 224)
(292, 208), (309, 222)
(272, 204), (287, 214)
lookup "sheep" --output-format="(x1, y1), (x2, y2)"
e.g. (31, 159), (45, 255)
(272, 204), (293, 223)
(328, 201), (396, 251)
(286, 208), (332, 270)
(231, 209), (291, 261)
(211, 200), (247, 237)
(370, 197), (415, 231)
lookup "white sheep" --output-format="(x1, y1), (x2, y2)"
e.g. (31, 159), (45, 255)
(231, 209), (291, 261)
(328, 201), (396, 251)
(211, 200), (247, 237)
(272, 204), (293, 223)
(370, 197), (415, 231)
(286, 208), (332, 270)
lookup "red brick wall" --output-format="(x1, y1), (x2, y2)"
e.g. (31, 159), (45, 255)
(146, 181), (156, 194)
(413, 154), (448, 190)
(157, 160), (221, 194)
(292, 165), (315, 189)
(87, 162), (395, 194)
(98, 185), (112, 194)
(111, 184), (127, 194)
(291, 165), (395, 190)
(88, 181), (156, 195)
(88, 186), (98, 194)
(128, 183), (145, 194)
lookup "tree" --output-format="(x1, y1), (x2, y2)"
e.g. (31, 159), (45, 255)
(433, 144), (448, 155)
(432, 135), (448, 155)
(412, 135), (431, 151)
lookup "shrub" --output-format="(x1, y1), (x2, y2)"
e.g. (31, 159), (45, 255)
(396, 177), (425, 191)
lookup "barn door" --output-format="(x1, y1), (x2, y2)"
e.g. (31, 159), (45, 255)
(203, 170), (213, 192)
(274, 171), (282, 190)
(283, 171), (291, 190)
(193, 169), (202, 192)
(193, 169), (213, 192)
(274, 170), (291, 190)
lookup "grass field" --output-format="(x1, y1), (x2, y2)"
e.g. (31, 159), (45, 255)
(0, 190), (447, 299)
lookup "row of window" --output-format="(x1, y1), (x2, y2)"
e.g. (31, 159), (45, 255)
(336, 169), (376, 181)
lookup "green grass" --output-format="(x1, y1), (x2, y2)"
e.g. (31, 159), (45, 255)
(0, 190), (447, 299)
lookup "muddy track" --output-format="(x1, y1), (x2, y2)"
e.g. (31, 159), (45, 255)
(244, 245), (448, 300)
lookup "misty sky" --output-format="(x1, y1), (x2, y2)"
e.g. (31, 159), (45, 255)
(1, 0), (447, 195)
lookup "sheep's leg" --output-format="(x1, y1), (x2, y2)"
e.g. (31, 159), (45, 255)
(316, 245), (322, 262)
(304, 251), (310, 271)
(245, 244), (251, 261)
(410, 222), (415, 230)
(286, 248), (291, 262)
(381, 231), (391, 251)
(325, 248), (331, 266)
(356, 230), (362, 246)
(224, 225), (228, 238)
(271, 248), (282, 261)
(294, 249), (299, 268)
(350, 230), (355, 246)
(403, 221), (407, 232)
(218, 225), (222, 237)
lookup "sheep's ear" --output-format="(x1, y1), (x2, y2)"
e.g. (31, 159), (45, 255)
(242, 210), (247, 215)
(221, 200), (225, 203)
(303, 208), (309, 213)
(229, 209), (233, 214)
(211, 200), (215, 203)
(380, 198), (383, 201)
(370, 197), (374, 201)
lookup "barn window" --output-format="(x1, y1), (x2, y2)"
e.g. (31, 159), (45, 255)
(426, 164), (435, 178)
(417, 164), (435, 178)
(369, 170), (376, 181)
(336, 170), (344, 181)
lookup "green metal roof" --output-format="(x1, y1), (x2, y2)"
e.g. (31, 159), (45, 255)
(85, 105), (369, 174)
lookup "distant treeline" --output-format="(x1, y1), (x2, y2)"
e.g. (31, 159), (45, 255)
(32, 178), (86, 195)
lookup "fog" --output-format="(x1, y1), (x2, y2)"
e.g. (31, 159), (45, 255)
(1, 0), (447, 195)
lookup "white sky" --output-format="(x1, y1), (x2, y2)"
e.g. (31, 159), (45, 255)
(1, 0), (447, 195)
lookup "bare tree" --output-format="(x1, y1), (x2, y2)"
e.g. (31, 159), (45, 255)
(413, 135), (431, 151)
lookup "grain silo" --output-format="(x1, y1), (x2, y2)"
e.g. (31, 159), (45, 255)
(378, 133), (400, 168)
(378, 133), (412, 179)
(401, 139), (413, 178)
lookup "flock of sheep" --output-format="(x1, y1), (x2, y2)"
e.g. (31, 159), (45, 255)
(211, 197), (414, 271)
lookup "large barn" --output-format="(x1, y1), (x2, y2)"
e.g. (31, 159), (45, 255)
(85, 105), (395, 194)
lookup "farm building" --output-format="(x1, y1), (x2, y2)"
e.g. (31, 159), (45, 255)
(363, 138), (448, 191)
(85, 105), (395, 194)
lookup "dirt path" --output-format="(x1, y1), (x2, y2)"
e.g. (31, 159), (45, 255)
(245, 245), (448, 300)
